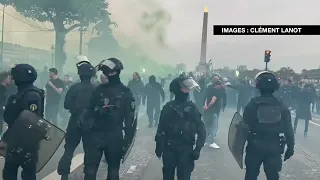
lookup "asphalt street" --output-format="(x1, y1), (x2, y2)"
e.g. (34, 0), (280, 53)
(0, 107), (320, 179)
(71, 108), (320, 180)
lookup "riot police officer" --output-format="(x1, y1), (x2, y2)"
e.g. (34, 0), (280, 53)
(243, 71), (295, 180)
(84, 58), (136, 180)
(3, 64), (45, 180)
(155, 77), (206, 180)
(57, 61), (96, 180)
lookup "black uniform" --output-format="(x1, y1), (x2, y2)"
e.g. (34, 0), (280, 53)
(293, 84), (313, 136)
(155, 77), (206, 180)
(128, 78), (144, 115)
(229, 80), (254, 113)
(84, 58), (136, 180)
(59, 80), (73, 124)
(143, 75), (165, 127)
(243, 71), (294, 180)
(0, 72), (9, 136)
(58, 61), (96, 180)
(2, 64), (44, 180)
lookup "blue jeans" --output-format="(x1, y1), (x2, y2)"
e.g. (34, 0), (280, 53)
(204, 112), (219, 144)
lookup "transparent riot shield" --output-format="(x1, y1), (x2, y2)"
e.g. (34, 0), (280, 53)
(122, 115), (137, 163)
(228, 112), (249, 169)
(0, 110), (65, 172)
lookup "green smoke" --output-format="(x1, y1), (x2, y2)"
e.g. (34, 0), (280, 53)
(140, 8), (172, 47)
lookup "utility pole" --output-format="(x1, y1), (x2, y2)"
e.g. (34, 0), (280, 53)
(79, 26), (83, 55)
(51, 45), (55, 67)
(264, 50), (271, 71)
(265, 62), (268, 71)
(0, 6), (5, 68)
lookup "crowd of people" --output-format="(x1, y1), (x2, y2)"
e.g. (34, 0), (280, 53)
(0, 59), (316, 180)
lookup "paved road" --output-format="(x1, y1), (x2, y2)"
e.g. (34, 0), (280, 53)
(0, 107), (320, 179)
(71, 108), (320, 180)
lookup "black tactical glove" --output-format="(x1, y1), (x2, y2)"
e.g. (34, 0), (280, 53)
(284, 147), (294, 161)
(155, 146), (162, 159)
(155, 139), (163, 159)
(192, 147), (202, 160)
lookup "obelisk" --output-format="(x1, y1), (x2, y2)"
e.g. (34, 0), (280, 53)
(197, 5), (209, 73)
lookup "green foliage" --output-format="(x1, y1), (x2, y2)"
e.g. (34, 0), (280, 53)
(0, 0), (108, 31)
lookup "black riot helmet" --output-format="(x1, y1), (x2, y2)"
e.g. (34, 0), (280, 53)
(95, 58), (123, 76)
(169, 77), (200, 95)
(76, 61), (95, 77)
(11, 64), (37, 84)
(255, 71), (279, 93)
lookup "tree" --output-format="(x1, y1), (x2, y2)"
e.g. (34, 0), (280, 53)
(0, 0), (108, 71)
(240, 69), (261, 79)
(88, 9), (119, 59)
(92, 10), (117, 36)
(237, 65), (248, 71)
(276, 67), (295, 79)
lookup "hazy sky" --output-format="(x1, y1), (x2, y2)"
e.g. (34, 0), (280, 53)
(3, 0), (320, 72)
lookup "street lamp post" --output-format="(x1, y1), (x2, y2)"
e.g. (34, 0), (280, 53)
(0, 5), (5, 69)
(50, 45), (55, 67)
(78, 26), (87, 55)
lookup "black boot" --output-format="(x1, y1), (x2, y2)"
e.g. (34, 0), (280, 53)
(61, 174), (68, 180)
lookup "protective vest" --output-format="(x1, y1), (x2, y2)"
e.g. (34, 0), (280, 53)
(165, 101), (197, 145)
(4, 86), (44, 127)
(94, 85), (129, 130)
(70, 83), (95, 115)
(254, 96), (284, 133)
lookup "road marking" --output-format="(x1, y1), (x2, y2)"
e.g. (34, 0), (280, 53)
(310, 121), (320, 127)
(312, 113), (320, 118)
(43, 153), (84, 180)
(43, 112), (146, 179)
(127, 165), (137, 173)
(291, 115), (320, 127)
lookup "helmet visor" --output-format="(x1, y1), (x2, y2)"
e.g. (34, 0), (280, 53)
(181, 78), (200, 92)
(76, 61), (91, 67)
(95, 59), (116, 71)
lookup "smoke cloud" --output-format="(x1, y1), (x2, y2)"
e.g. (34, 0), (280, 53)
(108, 0), (179, 65)
(2, 1), (180, 71)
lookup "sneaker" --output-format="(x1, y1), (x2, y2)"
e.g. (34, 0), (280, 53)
(209, 143), (220, 149)
(148, 123), (153, 128)
(304, 132), (308, 137)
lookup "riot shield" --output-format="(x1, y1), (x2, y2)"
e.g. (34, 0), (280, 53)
(228, 112), (249, 169)
(0, 110), (65, 172)
(122, 116), (137, 163)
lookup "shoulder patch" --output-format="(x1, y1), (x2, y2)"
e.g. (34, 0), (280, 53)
(30, 104), (37, 111)
(131, 101), (135, 109)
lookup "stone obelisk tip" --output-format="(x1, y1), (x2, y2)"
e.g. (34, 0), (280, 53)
(204, 5), (208, 12)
